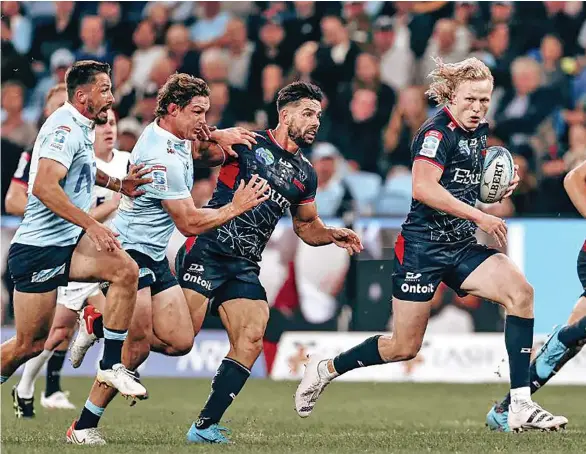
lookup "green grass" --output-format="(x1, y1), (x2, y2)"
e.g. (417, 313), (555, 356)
(2, 377), (585, 453)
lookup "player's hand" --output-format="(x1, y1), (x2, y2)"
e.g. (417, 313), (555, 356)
(477, 212), (508, 247)
(212, 127), (259, 159)
(121, 164), (153, 198)
(196, 124), (217, 142)
(502, 164), (519, 200)
(85, 221), (121, 252)
(232, 174), (270, 213)
(330, 228), (364, 255)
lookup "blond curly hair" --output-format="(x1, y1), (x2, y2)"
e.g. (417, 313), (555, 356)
(425, 57), (494, 106)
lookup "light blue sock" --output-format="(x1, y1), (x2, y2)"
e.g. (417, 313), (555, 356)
(0, 375), (8, 384)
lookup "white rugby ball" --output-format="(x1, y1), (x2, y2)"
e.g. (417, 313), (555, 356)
(479, 146), (515, 204)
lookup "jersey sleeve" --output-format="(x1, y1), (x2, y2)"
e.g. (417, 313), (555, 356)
(38, 125), (79, 169)
(11, 151), (31, 187)
(296, 165), (318, 205)
(146, 159), (191, 200)
(412, 127), (452, 171)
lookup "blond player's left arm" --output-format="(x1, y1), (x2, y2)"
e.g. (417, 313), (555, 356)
(564, 160), (586, 217)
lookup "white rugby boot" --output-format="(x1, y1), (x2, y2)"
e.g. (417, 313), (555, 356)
(66, 420), (106, 445)
(69, 307), (99, 368)
(294, 356), (337, 418)
(41, 391), (76, 410)
(96, 363), (148, 399)
(508, 398), (568, 432)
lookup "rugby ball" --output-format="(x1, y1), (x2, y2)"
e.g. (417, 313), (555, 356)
(479, 146), (515, 204)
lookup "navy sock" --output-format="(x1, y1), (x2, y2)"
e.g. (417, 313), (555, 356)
(197, 358), (251, 429)
(75, 399), (104, 430)
(45, 350), (66, 397)
(558, 317), (586, 347)
(505, 315), (534, 389)
(333, 335), (384, 375)
(100, 327), (127, 370)
(93, 315), (104, 338)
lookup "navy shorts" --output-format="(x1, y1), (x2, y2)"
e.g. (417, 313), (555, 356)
(177, 241), (267, 315)
(578, 244), (586, 298)
(392, 233), (498, 302)
(128, 249), (177, 296)
(8, 239), (80, 293)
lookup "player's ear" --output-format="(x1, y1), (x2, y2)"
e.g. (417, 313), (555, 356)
(76, 88), (87, 104)
(167, 103), (178, 117)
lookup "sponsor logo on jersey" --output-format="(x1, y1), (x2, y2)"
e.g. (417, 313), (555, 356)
(183, 272), (212, 290)
(405, 272), (422, 282)
(279, 158), (293, 169)
(255, 147), (275, 165)
(419, 130), (442, 158)
(188, 263), (204, 273)
(166, 139), (175, 154)
(453, 168), (481, 185)
(266, 185), (291, 210)
(152, 165), (168, 191)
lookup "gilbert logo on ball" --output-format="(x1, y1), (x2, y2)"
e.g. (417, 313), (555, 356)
(479, 146), (514, 204)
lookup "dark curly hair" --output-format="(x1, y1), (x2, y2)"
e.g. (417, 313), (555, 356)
(155, 73), (210, 118)
(276, 81), (323, 111)
(65, 60), (111, 100)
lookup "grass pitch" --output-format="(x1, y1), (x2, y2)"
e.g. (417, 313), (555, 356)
(1, 377), (585, 453)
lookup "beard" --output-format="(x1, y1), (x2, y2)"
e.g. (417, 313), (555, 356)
(88, 101), (109, 125)
(288, 122), (317, 148)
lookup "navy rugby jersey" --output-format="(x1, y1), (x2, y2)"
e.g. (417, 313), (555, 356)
(191, 130), (318, 263)
(401, 107), (489, 242)
(11, 149), (32, 188)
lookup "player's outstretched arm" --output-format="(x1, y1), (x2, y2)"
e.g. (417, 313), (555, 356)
(4, 181), (28, 216)
(292, 202), (363, 255)
(95, 164), (153, 197)
(412, 160), (508, 247)
(193, 127), (259, 167)
(564, 160), (586, 218)
(33, 158), (121, 251)
(89, 194), (121, 222)
(162, 175), (270, 236)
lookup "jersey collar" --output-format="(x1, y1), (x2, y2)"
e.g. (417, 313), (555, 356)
(63, 102), (95, 128)
(267, 129), (300, 157)
(153, 119), (185, 143)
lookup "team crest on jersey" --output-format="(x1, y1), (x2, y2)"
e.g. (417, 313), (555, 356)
(49, 126), (71, 151)
(166, 140), (175, 154)
(420, 130), (442, 158)
(152, 165), (168, 191)
(255, 148), (275, 165)
(458, 139), (471, 155)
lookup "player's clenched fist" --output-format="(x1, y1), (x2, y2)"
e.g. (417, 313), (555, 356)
(477, 212), (508, 247)
(330, 228), (364, 255)
(232, 174), (271, 213)
(85, 220), (121, 252)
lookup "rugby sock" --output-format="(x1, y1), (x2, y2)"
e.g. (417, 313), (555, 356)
(196, 358), (250, 429)
(17, 349), (53, 399)
(558, 317), (586, 347)
(505, 315), (534, 390)
(75, 399), (104, 430)
(0, 375), (9, 384)
(333, 335), (384, 375)
(100, 327), (127, 370)
(45, 350), (66, 397)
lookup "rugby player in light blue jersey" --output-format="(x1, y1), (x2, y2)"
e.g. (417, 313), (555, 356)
(1, 61), (151, 401)
(66, 73), (269, 445)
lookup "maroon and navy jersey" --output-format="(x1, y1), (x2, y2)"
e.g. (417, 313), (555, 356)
(11, 150), (32, 188)
(194, 130), (318, 263)
(401, 107), (489, 242)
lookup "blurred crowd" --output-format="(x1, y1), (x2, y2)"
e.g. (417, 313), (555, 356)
(2, 1), (586, 219)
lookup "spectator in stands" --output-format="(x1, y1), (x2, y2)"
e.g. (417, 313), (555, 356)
(453, 1), (483, 42)
(285, 41), (318, 85)
(147, 2), (170, 46)
(285, 1), (322, 49)
(541, 1), (585, 56)
(98, 1), (134, 56)
(313, 15), (361, 101)
(1, 81), (37, 148)
(131, 20), (166, 91)
(375, 165), (413, 216)
(383, 86), (428, 169)
(31, 48), (74, 121)
(224, 18), (255, 91)
(75, 15), (114, 66)
(419, 19), (470, 85)
(490, 1), (514, 25)
(112, 55), (135, 119)
(343, 1), (372, 49)
(130, 83), (158, 128)
(166, 24), (200, 77)
(1, 18), (35, 89)
(332, 88), (384, 174)
(311, 143), (354, 218)
(531, 34), (571, 105)
(1, 1), (32, 55)
(336, 52), (396, 125)
(117, 117), (142, 152)
(190, 1), (231, 51)
(206, 81), (237, 129)
(30, 1), (79, 69)
(510, 152), (539, 215)
(493, 57), (560, 161)
(372, 15), (414, 92)
(471, 23), (512, 91)
(253, 64), (284, 129)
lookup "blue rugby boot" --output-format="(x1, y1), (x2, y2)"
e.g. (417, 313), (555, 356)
(534, 325), (569, 380)
(187, 421), (231, 444)
(486, 403), (510, 432)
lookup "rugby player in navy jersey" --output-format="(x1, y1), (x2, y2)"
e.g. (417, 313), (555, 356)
(487, 160), (586, 431)
(175, 81), (363, 443)
(295, 58), (568, 432)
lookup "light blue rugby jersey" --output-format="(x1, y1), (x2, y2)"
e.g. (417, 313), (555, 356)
(111, 120), (194, 261)
(12, 103), (97, 247)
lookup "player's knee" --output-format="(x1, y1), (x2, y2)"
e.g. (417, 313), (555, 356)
(14, 335), (46, 360)
(507, 281), (534, 313)
(112, 257), (139, 285)
(45, 326), (71, 350)
(379, 335), (422, 362)
(234, 323), (266, 358)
